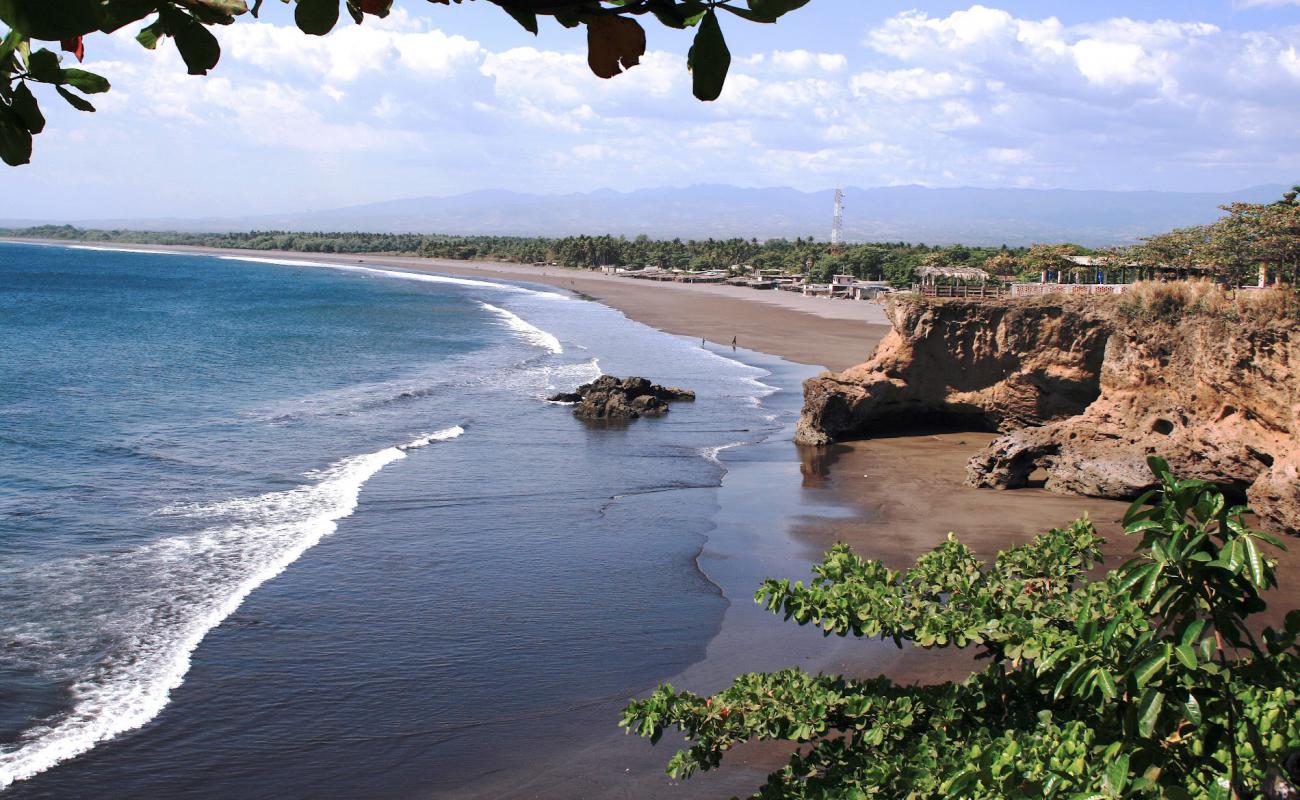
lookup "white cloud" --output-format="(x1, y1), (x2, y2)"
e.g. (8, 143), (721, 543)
(850, 68), (974, 101)
(769, 50), (848, 73)
(219, 9), (482, 81)
(11, 3), (1300, 218)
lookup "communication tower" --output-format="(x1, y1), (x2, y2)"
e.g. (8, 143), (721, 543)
(830, 187), (845, 253)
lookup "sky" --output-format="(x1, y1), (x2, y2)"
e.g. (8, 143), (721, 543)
(5, 0), (1300, 219)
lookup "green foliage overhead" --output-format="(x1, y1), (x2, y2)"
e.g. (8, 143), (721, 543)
(0, 0), (812, 166)
(621, 457), (1300, 799)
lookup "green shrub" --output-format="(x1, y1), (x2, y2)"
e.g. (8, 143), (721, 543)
(622, 458), (1300, 799)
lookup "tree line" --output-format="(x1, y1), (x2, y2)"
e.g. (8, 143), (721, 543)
(6, 187), (1297, 288)
(0, 224), (1021, 287)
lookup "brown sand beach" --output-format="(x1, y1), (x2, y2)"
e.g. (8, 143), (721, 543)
(11, 240), (888, 371)
(13, 240), (1299, 798)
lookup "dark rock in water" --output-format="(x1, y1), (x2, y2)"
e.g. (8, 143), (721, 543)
(547, 375), (695, 420)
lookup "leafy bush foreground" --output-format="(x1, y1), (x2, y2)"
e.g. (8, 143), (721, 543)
(622, 458), (1300, 799)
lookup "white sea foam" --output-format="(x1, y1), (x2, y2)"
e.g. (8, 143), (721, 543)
(741, 375), (780, 397)
(216, 255), (568, 300)
(67, 245), (182, 256)
(0, 427), (464, 790)
(545, 357), (602, 391)
(701, 440), (748, 470)
(477, 302), (563, 354)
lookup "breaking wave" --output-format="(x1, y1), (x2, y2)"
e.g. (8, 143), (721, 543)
(0, 427), (465, 790)
(477, 302), (563, 355)
(216, 256), (568, 300)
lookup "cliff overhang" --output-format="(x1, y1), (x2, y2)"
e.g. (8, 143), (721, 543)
(796, 295), (1300, 536)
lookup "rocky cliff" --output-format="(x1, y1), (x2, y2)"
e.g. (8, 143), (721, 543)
(797, 295), (1300, 535)
(794, 298), (1112, 445)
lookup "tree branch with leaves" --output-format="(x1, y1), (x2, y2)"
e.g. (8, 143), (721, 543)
(0, 0), (810, 166)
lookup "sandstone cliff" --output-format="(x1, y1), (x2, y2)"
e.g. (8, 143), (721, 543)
(797, 295), (1300, 536)
(794, 298), (1112, 445)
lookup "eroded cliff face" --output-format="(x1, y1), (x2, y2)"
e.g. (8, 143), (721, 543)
(797, 297), (1300, 535)
(794, 298), (1112, 445)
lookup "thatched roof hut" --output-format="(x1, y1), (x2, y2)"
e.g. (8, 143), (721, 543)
(916, 266), (990, 285)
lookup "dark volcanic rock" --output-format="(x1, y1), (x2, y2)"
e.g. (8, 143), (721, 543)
(548, 375), (695, 420)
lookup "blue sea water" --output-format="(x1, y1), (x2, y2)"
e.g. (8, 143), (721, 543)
(0, 243), (784, 797)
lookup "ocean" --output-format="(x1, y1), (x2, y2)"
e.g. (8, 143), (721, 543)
(0, 242), (802, 797)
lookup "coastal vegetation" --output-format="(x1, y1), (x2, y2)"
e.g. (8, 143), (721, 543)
(6, 186), (1295, 288)
(0, 224), (1018, 286)
(1100, 189), (1300, 289)
(0, 0), (806, 166)
(622, 459), (1300, 799)
(1116, 281), (1300, 324)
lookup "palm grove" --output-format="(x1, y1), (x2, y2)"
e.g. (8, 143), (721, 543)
(2, 1), (1299, 798)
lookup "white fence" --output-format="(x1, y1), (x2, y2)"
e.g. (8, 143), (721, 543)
(1010, 283), (1131, 298)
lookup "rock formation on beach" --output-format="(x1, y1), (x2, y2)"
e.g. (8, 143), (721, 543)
(550, 375), (695, 420)
(797, 295), (1300, 535)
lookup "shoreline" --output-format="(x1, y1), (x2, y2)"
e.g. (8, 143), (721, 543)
(2, 239), (890, 372)
(18, 239), (1293, 798)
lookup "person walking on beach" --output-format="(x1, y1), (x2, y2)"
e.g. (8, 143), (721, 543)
(731, 336), (737, 350)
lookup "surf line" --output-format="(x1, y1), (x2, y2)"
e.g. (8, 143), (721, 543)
(0, 427), (465, 790)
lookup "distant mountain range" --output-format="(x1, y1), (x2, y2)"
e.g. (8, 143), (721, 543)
(5, 183), (1290, 246)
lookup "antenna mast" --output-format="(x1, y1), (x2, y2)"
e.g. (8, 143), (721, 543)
(830, 187), (845, 254)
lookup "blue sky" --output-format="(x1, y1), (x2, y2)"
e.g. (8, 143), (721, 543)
(5, 0), (1300, 219)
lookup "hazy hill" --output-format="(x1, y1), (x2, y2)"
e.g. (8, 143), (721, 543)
(12, 183), (1288, 246)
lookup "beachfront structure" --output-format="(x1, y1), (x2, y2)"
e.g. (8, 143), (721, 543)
(915, 266), (996, 298)
(1013, 254), (1229, 297)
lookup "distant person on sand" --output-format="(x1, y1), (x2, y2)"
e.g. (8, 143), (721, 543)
(731, 336), (737, 350)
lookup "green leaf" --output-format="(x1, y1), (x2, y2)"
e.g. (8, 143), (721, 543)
(0, 109), (33, 166)
(1182, 692), (1202, 725)
(1053, 658), (1088, 700)
(1133, 644), (1171, 688)
(1137, 688), (1165, 737)
(718, 4), (779, 23)
(687, 8), (730, 101)
(25, 48), (61, 83)
(11, 82), (45, 133)
(1096, 668), (1117, 700)
(1179, 619), (1206, 646)
(1123, 489), (1159, 526)
(192, 0), (249, 16)
(499, 4), (538, 34)
(552, 8), (581, 27)
(98, 0), (160, 33)
(295, 0), (339, 36)
(1138, 561), (1162, 602)
(1173, 644), (1197, 670)
(1225, 538), (1243, 573)
(137, 20), (165, 50)
(746, 0), (811, 20)
(1242, 535), (1265, 586)
(61, 68), (109, 93)
(55, 84), (95, 112)
(168, 11), (222, 74)
(0, 0), (102, 41)
(1104, 753), (1130, 795)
